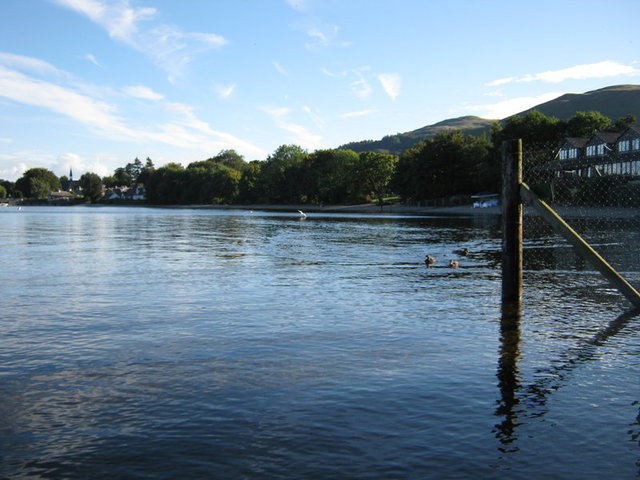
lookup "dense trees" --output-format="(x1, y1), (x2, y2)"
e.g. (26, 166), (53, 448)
(395, 132), (493, 202)
(15, 168), (61, 199)
(80, 172), (103, 203)
(10, 109), (637, 206)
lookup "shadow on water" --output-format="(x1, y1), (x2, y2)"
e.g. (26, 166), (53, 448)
(494, 304), (640, 455)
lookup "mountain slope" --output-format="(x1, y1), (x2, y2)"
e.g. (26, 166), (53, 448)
(518, 84), (640, 121)
(338, 84), (640, 155)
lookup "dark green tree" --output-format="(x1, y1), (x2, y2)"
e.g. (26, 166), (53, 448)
(0, 184), (6, 198)
(355, 151), (398, 203)
(80, 172), (103, 203)
(613, 114), (637, 132)
(395, 131), (493, 201)
(238, 161), (264, 203)
(125, 157), (144, 184)
(566, 111), (612, 137)
(0, 179), (15, 197)
(15, 168), (61, 199)
(492, 110), (564, 150)
(145, 163), (185, 204)
(208, 150), (247, 171)
(306, 149), (360, 204)
(113, 167), (132, 187)
(137, 157), (156, 186)
(260, 145), (308, 203)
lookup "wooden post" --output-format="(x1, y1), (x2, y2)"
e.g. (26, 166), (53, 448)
(501, 139), (523, 305)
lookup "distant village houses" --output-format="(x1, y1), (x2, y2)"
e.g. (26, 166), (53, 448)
(104, 186), (146, 201)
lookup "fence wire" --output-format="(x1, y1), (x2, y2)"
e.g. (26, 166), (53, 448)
(521, 142), (640, 300)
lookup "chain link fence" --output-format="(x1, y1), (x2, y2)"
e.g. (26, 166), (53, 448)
(520, 141), (640, 300)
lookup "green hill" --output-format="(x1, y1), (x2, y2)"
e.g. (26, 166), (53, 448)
(338, 84), (640, 155)
(517, 84), (640, 121)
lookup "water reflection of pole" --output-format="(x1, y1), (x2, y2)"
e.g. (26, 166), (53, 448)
(496, 139), (523, 451)
(494, 301), (522, 451)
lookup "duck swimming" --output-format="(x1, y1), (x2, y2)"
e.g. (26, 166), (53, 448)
(449, 259), (459, 268)
(453, 248), (469, 256)
(425, 255), (436, 266)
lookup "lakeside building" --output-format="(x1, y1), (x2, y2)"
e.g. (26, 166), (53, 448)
(553, 126), (640, 178)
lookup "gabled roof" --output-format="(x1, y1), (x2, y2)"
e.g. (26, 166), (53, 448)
(617, 125), (640, 140)
(560, 137), (588, 149)
(587, 131), (621, 145)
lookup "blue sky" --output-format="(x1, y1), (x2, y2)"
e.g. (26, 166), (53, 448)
(1, 0), (640, 181)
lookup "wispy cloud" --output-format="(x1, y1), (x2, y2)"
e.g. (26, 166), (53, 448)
(486, 61), (640, 87)
(377, 73), (401, 101)
(263, 106), (323, 150)
(350, 70), (373, 99)
(84, 53), (102, 67)
(123, 85), (164, 100)
(215, 83), (236, 100)
(339, 109), (375, 119)
(466, 92), (564, 119)
(273, 61), (289, 76)
(55, 152), (112, 178)
(298, 19), (350, 49)
(0, 60), (263, 158)
(54, 0), (227, 81)
(0, 52), (65, 77)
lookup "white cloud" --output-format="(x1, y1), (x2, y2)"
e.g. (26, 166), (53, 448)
(486, 61), (640, 86)
(0, 137), (12, 144)
(215, 83), (236, 100)
(273, 61), (289, 76)
(467, 92), (564, 119)
(54, 0), (156, 44)
(0, 62), (264, 159)
(0, 65), (132, 138)
(0, 160), (29, 180)
(263, 106), (323, 150)
(377, 73), (401, 101)
(299, 20), (349, 49)
(84, 53), (102, 67)
(351, 71), (373, 99)
(54, 0), (227, 81)
(302, 105), (323, 128)
(339, 109), (375, 119)
(0, 52), (64, 76)
(55, 152), (111, 178)
(123, 85), (164, 100)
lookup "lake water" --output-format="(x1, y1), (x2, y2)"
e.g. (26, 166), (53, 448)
(1, 206), (638, 479)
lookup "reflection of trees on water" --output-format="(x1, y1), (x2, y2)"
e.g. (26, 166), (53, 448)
(494, 305), (640, 454)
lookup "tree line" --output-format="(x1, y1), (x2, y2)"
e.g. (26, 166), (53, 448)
(1, 110), (634, 205)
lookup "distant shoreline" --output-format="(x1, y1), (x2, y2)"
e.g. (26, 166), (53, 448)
(170, 202), (501, 216)
(8, 201), (639, 219)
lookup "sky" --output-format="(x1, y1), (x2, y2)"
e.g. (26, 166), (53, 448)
(1, 0), (640, 181)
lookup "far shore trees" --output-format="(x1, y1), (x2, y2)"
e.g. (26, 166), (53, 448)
(80, 172), (103, 203)
(15, 168), (61, 199)
(12, 110), (637, 206)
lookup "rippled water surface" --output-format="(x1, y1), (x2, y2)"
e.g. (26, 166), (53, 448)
(1, 206), (638, 479)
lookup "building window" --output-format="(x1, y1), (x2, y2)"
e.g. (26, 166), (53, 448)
(596, 144), (606, 155)
(569, 148), (578, 159)
(633, 139), (640, 150)
(559, 149), (568, 160)
(619, 140), (630, 152)
(586, 145), (596, 156)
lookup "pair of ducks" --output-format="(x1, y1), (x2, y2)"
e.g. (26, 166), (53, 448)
(425, 248), (468, 268)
